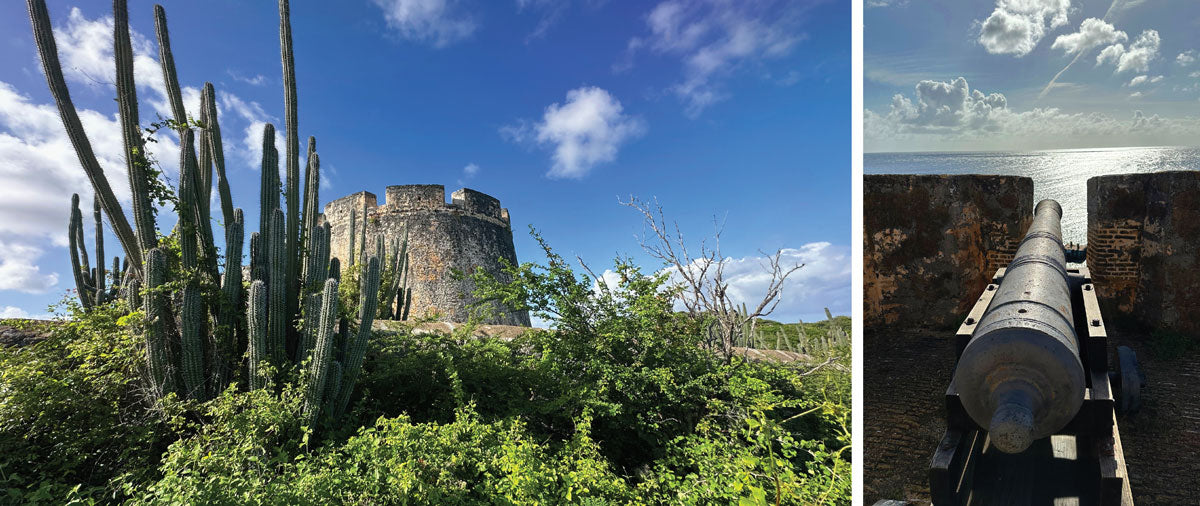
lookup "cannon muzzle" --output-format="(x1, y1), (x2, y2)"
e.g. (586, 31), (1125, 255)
(953, 199), (1085, 454)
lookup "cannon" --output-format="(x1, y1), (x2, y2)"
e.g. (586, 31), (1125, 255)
(928, 199), (1139, 505)
(953, 199), (1085, 454)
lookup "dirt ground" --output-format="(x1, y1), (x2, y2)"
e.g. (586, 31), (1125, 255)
(864, 327), (1200, 505)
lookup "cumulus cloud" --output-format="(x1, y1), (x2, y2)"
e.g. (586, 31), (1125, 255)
(648, 243), (850, 322)
(502, 86), (645, 179)
(0, 242), (58, 294)
(623, 0), (807, 117)
(1131, 109), (1163, 129)
(370, 0), (476, 47)
(866, 76), (1200, 151)
(1178, 50), (1197, 66)
(1051, 18), (1126, 56)
(1096, 30), (1160, 74)
(977, 0), (1070, 56)
(880, 77), (1007, 131)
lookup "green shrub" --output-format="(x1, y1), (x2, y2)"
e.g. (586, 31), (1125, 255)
(0, 299), (170, 503)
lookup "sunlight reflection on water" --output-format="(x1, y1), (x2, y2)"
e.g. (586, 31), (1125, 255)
(865, 147), (1200, 245)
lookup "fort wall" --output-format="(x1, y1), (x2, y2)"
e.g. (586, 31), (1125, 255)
(1088, 171), (1200, 336)
(322, 185), (530, 326)
(863, 174), (1033, 330)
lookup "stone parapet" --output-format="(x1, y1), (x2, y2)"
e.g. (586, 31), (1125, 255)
(864, 174), (1032, 330)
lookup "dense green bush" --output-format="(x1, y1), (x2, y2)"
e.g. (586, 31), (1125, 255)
(0, 300), (168, 503)
(0, 235), (849, 504)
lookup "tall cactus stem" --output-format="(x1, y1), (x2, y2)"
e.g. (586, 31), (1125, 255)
(114, 0), (158, 255)
(267, 208), (287, 364)
(26, 0), (141, 269)
(334, 255), (381, 418)
(152, 4), (187, 129)
(144, 247), (175, 398)
(202, 83), (235, 226)
(303, 278), (339, 425)
(213, 208), (245, 394)
(347, 207), (357, 267)
(93, 196), (106, 305)
(247, 280), (268, 390)
(180, 284), (206, 400)
(259, 123), (280, 239)
(68, 195), (92, 310)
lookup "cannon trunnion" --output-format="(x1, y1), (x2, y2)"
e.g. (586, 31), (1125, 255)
(929, 200), (1137, 506)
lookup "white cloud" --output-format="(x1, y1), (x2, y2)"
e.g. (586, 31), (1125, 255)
(503, 86), (645, 179)
(456, 162), (479, 186)
(646, 243), (850, 321)
(1178, 50), (1197, 66)
(1051, 18), (1127, 56)
(2, 306), (31, 318)
(866, 76), (1200, 151)
(1096, 30), (1160, 74)
(0, 242), (58, 294)
(0, 8), (266, 299)
(218, 93), (283, 171)
(624, 0), (807, 117)
(227, 70), (268, 86)
(880, 77), (1007, 131)
(370, 0), (476, 48)
(977, 0), (1070, 56)
(1126, 74), (1162, 87)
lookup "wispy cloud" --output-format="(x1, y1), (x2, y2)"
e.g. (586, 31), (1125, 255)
(502, 86), (645, 179)
(227, 70), (268, 86)
(370, 0), (476, 47)
(621, 0), (813, 117)
(456, 162), (479, 186)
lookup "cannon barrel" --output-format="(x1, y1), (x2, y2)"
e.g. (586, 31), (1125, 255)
(953, 199), (1085, 454)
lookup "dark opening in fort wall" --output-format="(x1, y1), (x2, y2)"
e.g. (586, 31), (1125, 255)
(321, 184), (531, 327)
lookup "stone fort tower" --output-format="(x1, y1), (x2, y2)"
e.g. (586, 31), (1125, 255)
(321, 185), (530, 326)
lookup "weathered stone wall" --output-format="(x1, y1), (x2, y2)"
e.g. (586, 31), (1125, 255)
(322, 185), (530, 326)
(864, 174), (1032, 330)
(1088, 171), (1200, 336)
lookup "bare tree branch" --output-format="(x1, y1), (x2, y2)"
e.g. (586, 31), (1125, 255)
(618, 195), (804, 360)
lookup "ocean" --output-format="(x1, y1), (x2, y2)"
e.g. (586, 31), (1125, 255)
(864, 147), (1200, 246)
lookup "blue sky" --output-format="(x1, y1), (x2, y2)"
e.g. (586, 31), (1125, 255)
(866, 0), (1200, 152)
(0, 0), (850, 323)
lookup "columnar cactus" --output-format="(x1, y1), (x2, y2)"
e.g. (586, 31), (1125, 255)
(144, 247), (174, 398)
(33, 0), (391, 428)
(27, 0), (140, 268)
(302, 278), (339, 425)
(180, 284), (206, 400)
(347, 207), (357, 268)
(114, 0), (157, 256)
(334, 253), (382, 418)
(247, 280), (268, 391)
(267, 208), (288, 364)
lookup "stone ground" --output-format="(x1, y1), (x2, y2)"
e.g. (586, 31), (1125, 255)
(864, 328), (1200, 505)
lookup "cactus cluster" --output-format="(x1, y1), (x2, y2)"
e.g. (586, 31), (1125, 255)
(732, 306), (849, 357)
(30, 0), (387, 424)
(68, 194), (129, 310)
(377, 231), (412, 320)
